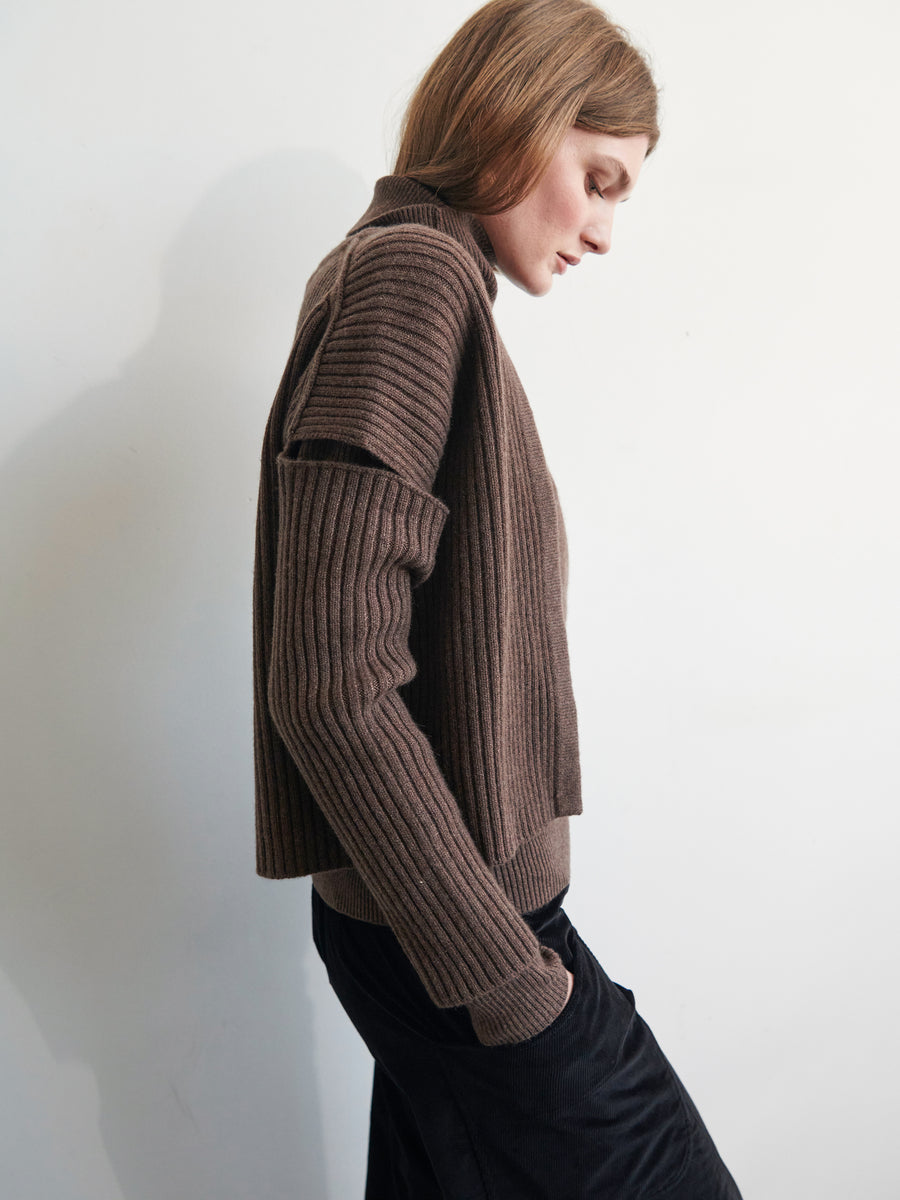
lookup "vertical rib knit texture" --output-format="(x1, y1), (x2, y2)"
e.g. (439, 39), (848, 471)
(252, 176), (583, 1044)
(268, 455), (569, 1041)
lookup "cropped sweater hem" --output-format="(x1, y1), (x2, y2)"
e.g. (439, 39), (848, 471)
(312, 817), (571, 926)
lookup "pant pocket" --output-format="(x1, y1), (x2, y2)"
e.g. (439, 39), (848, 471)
(590, 1010), (695, 1199)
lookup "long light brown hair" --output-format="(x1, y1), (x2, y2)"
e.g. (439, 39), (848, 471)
(393, 0), (660, 215)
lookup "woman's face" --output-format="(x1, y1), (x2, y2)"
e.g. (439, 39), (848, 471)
(474, 126), (650, 297)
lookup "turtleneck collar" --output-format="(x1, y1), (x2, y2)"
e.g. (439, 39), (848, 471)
(346, 175), (499, 304)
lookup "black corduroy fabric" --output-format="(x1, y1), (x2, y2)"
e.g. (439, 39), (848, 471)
(312, 887), (745, 1200)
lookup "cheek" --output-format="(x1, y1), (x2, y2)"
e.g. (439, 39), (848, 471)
(530, 169), (583, 236)
(551, 193), (583, 235)
(508, 197), (554, 254)
(495, 211), (529, 259)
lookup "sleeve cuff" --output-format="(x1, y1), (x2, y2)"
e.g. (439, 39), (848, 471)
(466, 944), (570, 1047)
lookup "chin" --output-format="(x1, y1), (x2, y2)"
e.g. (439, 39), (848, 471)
(511, 273), (552, 298)
(498, 258), (552, 297)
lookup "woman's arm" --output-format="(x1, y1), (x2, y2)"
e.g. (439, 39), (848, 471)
(268, 447), (570, 1044)
(263, 229), (571, 1045)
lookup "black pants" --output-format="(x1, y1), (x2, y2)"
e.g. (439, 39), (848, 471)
(312, 886), (743, 1200)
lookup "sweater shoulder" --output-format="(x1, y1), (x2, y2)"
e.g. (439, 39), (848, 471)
(343, 222), (490, 309)
(283, 222), (488, 492)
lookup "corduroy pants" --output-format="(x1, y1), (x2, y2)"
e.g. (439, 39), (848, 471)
(311, 885), (743, 1200)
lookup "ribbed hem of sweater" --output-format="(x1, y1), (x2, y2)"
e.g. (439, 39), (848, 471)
(311, 817), (571, 925)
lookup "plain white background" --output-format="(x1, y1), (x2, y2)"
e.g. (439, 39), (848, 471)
(2, 1), (898, 1196)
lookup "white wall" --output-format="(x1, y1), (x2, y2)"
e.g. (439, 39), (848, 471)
(2, 1), (898, 1197)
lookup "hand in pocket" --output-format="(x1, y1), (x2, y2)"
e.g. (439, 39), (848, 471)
(563, 968), (575, 1007)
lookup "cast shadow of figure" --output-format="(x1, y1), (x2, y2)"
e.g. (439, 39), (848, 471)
(0, 149), (370, 1200)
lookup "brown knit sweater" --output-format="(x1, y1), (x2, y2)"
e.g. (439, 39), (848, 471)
(252, 175), (583, 1046)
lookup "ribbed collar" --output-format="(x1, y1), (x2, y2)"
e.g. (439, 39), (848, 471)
(347, 175), (499, 304)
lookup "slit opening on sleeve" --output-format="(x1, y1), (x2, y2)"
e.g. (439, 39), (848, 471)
(284, 437), (392, 471)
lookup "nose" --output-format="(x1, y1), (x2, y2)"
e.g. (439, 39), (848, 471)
(582, 210), (614, 255)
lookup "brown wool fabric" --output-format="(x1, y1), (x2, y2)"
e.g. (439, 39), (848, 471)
(252, 176), (584, 1045)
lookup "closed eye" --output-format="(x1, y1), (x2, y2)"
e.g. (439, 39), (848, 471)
(588, 175), (605, 198)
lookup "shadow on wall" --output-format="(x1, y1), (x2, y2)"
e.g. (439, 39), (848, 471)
(0, 149), (369, 1200)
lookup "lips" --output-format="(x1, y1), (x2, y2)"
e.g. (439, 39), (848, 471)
(556, 253), (581, 274)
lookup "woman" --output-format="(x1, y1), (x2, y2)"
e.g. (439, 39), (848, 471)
(252, 0), (744, 1195)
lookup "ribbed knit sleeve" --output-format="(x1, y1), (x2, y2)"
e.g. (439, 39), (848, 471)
(268, 456), (569, 1045)
(283, 228), (476, 491)
(266, 230), (571, 1045)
